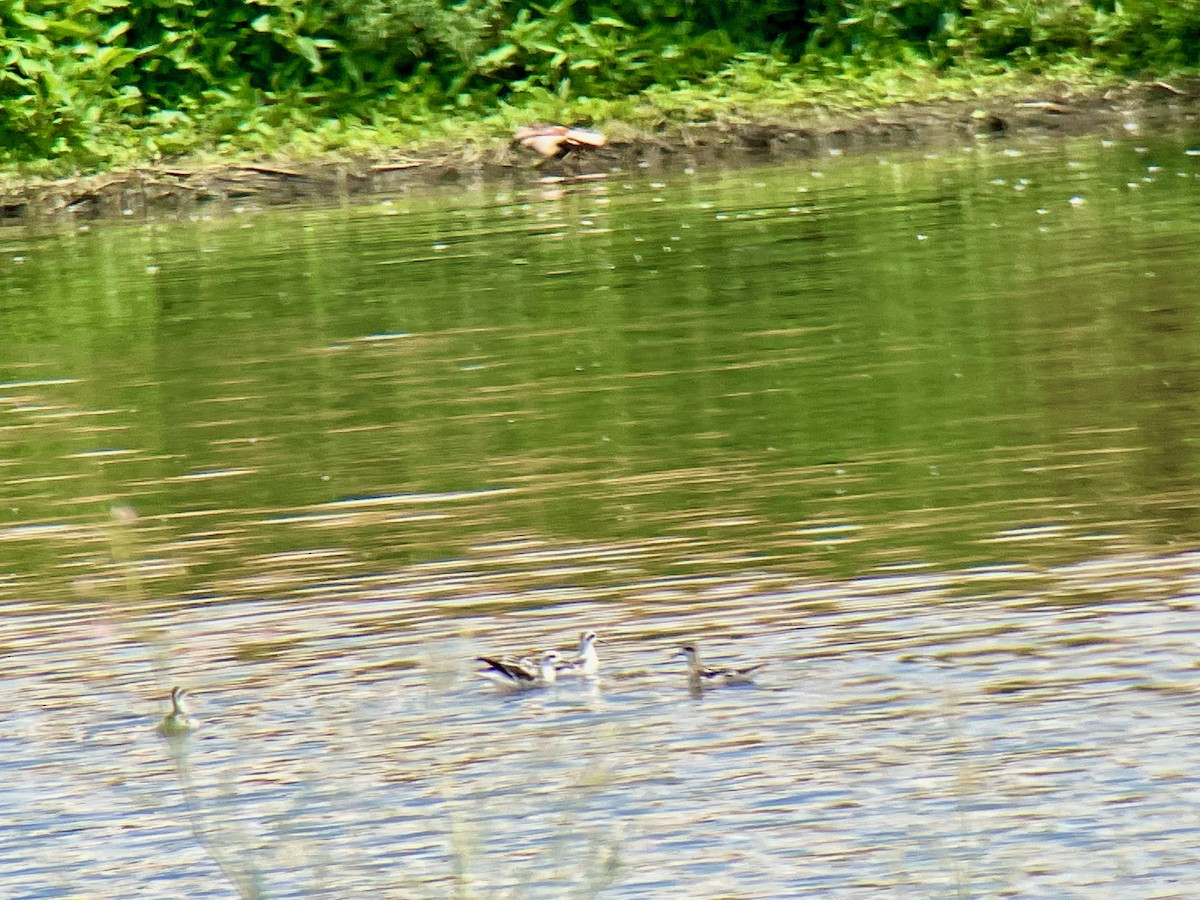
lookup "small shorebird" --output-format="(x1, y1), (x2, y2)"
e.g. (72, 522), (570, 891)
(514, 124), (607, 160)
(677, 643), (764, 689)
(156, 686), (195, 737)
(556, 630), (600, 677)
(477, 651), (562, 692)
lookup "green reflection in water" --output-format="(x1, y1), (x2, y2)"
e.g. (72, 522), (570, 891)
(2, 135), (1199, 603)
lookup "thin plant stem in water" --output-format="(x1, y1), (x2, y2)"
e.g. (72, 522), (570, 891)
(163, 740), (265, 900)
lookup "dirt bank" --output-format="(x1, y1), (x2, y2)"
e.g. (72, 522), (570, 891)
(3, 78), (1198, 224)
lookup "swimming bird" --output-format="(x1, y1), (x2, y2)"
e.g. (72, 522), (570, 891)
(677, 643), (764, 689)
(556, 630), (600, 677)
(156, 686), (195, 737)
(477, 651), (562, 692)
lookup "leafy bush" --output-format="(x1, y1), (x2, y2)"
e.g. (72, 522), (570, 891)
(474, 1), (740, 100)
(1090, 0), (1200, 70)
(941, 0), (1099, 64)
(0, 0), (142, 159)
(803, 0), (953, 66)
(801, 0), (1200, 71)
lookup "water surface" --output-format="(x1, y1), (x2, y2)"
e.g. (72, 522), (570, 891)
(2, 133), (1200, 897)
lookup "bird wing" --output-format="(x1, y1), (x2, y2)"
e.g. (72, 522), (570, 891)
(734, 663), (765, 677)
(477, 656), (535, 681)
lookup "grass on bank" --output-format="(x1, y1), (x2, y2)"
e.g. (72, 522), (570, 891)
(0, 53), (1144, 184)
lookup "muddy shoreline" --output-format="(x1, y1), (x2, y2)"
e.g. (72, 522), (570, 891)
(3, 79), (1198, 224)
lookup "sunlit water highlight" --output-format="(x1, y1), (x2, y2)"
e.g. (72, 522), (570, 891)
(2, 133), (1200, 896)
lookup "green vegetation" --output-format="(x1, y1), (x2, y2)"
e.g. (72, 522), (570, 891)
(3, 0), (1199, 171)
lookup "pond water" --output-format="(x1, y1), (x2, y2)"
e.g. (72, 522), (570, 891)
(3, 133), (1200, 897)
